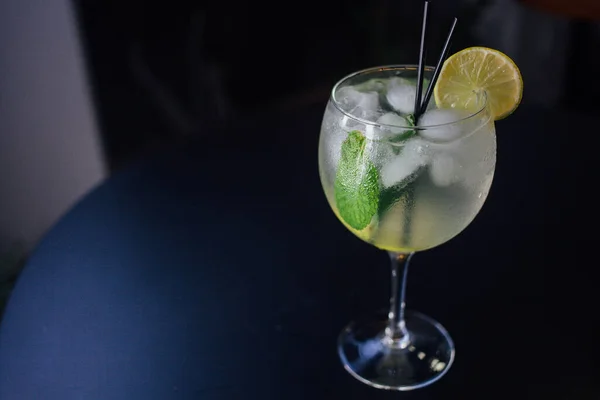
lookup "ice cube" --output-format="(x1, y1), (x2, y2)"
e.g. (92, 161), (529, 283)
(386, 78), (417, 115)
(336, 86), (380, 121)
(418, 109), (472, 142)
(381, 139), (430, 188)
(377, 112), (410, 135)
(338, 114), (360, 131)
(336, 86), (379, 111)
(354, 78), (386, 93)
(429, 152), (461, 187)
(385, 78), (431, 115)
(366, 112), (410, 138)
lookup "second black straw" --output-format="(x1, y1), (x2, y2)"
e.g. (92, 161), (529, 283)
(413, 2), (458, 122)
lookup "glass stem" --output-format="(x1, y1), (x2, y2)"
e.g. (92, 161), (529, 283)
(385, 251), (414, 348)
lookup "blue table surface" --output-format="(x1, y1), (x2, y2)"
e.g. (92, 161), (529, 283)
(0, 104), (597, 399)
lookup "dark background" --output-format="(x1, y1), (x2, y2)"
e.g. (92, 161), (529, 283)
(2, 0), (600, 328)
(73, 0), (600, 171)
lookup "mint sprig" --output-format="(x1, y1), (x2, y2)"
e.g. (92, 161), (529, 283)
(334, 130), (380, 230)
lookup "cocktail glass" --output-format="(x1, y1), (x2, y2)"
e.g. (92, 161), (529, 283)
(318, 65), (495, 390)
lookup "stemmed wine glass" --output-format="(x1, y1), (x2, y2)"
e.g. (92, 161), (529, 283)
(318, 65), (495, 390)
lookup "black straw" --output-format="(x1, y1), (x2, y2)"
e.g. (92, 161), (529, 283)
(419, 17), (458, 116)
(413, 1), (429, 123)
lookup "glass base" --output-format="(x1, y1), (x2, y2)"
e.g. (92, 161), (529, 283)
(338, 311), (455, 391)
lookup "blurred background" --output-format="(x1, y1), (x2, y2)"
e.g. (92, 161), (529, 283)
(1, 0), (600, 312)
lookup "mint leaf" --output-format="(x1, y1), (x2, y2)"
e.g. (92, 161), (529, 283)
(334, 131), (380, 230)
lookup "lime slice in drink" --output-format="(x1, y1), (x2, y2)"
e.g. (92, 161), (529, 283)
(434, 47), (523, 120)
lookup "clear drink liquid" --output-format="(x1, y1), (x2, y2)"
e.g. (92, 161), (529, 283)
(318, 71), (496, 252)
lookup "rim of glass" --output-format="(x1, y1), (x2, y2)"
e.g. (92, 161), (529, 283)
(331, 65), (489, 130)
